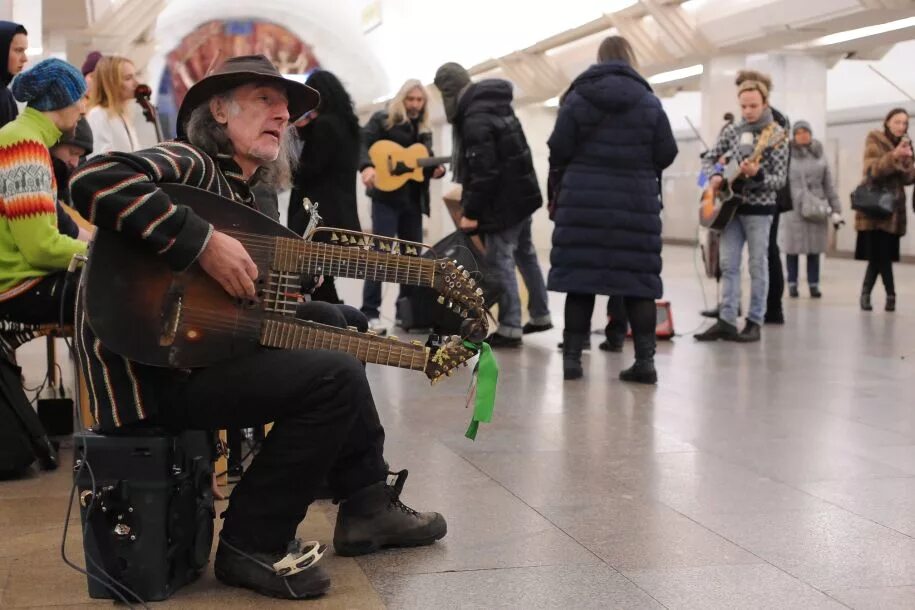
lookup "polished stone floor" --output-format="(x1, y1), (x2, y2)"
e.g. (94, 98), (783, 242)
(2, 245), (915, 609)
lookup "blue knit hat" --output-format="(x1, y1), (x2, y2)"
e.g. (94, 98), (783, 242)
(11, 58), (86, 111)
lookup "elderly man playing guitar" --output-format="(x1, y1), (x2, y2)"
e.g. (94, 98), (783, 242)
(70, 55), (447, 600)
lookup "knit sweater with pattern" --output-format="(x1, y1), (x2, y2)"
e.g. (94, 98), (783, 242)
(0, 107), (87, 299)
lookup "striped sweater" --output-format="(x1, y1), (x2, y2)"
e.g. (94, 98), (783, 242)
(70, 141), (258, 429)
(0, 107), (87, 299)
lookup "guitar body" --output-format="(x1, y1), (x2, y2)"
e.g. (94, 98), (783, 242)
(84, 185), (305, 368)
(369, 141), (450, 192)
(698, 186), (742, 232)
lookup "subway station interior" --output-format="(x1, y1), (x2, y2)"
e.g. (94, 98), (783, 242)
(2, 0), (915, 608)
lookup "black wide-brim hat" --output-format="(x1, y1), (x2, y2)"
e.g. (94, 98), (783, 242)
(176, 54), (319, 136)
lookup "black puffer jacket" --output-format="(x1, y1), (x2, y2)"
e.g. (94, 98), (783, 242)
(359, 109), (434, 215)
(454, 79), (541, 233)
(0, 21), (24, 128)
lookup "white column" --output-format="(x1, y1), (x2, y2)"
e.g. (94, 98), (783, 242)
(745, 53), (829, 139)
(700, 55), (746, 148)
(11, 0), (41, 57)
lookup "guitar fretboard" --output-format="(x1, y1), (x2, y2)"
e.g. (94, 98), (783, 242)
(259, 318), (429, 372)
(240, 234), (437, 286)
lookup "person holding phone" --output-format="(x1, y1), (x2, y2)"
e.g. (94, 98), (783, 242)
(854, 108), (915, 312)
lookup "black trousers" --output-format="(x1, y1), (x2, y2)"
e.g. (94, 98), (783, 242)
(0, 272), (75, 325)
(158, 302), (386, 553)
(767, 210), (784, 316)
(564, 293), (656, 337)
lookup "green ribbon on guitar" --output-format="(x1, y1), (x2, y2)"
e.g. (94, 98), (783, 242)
(463, 340), (498, 440)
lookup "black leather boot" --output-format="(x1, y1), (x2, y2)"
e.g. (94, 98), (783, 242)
(860, 293), (873, 311)
(334, 470), (447, 557)
(598, 321), (625, 352)
(694, 319), (738, 342)
(214, 536), (330, 599)
(735, 320), (761, 343)
(562, 331), (587, 380)
(619, 333), (657, 384)
(886, 295), (896, 312)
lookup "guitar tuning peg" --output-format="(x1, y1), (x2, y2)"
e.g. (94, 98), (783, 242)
(446, 370), (454, 376)
(437, 295), (445, 305)
(391, 242), (401, 254)
(340, 234), (350, 244)
(367, 238), (375, 248)
(411, 340), (423, 346)
(379, 241), (390, 252)
(457, 265), (465, 272)
(331, 232), (339, 242)
(406, 245), (417, 255)
(388, 335), (399, 341)
(447, 300), (453, 309)
(366, 330), (377, 336)
(462, 270), (470, 279)
(346, 325), (357, 331)
(475, 288), (483, 296)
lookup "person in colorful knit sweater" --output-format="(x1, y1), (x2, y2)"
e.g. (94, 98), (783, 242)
(0, 58), (88, 324)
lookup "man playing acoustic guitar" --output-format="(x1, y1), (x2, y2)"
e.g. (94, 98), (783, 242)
(70, 55), (447, 600)
(695, 78), (788, 343)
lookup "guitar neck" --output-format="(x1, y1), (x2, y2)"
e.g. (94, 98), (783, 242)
(417, 156), (451, 168)
(260, 318), (429, 372)
(268, 237), (437, 286)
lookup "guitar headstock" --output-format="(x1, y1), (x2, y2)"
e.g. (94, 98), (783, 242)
(431, 258), (486, 321)
(424, 334), (478, 384)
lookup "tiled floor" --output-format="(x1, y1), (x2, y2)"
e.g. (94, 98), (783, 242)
(2, 245), (914, 609)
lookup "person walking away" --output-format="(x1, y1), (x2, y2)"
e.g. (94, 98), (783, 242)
(546, 36), (677, 382)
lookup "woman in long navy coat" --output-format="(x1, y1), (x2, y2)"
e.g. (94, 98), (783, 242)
(547, 36), (678, 383)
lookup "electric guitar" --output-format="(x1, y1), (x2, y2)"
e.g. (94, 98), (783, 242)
(82, 184), (484, 379)
(368, 140), (450, 192)
(698, 126), (787, 231)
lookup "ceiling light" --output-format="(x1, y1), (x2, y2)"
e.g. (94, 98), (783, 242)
(544, 96), (560, 108)
(811, 16), (915, 47)
(647, 64), (703, 84)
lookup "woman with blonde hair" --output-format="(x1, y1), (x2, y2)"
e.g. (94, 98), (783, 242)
(358, 79), (445, 333)
(85, 55), (140, 157)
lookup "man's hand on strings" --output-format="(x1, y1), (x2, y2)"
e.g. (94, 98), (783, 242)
(199, 231), (259, 299)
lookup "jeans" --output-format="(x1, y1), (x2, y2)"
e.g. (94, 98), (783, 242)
(361, 200), (423, 319)
(720, 215), (773, 326)
(785, 254), (821, 286)
(483, 217), (551, 338)
(157, 301), (387, 553)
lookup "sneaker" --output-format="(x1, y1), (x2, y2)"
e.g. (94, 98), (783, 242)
(694, 319), (739, 342)
(735, 320), (761, 343)
(366, 318), (388, 336)
(522, 321), (554, 334)
(334, 470), (447, 557)
(214, 536), (330, 599)
(486, 333), (522, 348)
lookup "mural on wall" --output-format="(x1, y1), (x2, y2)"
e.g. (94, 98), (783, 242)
(165, 19), (320, 113)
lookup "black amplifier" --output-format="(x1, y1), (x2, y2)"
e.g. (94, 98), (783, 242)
(73, 428), (215, 602)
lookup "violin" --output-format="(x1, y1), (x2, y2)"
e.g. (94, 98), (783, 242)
(134, 83), (164, 143)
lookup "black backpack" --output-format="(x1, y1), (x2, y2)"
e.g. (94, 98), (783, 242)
(0, 357), (58, 478)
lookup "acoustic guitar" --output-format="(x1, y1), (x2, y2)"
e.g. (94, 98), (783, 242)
(698, 126), (787, 231)
(368, 140), (450, 192)
(82, 184), (483, 380)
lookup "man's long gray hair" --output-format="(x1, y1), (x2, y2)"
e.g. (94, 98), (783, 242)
(184, 89), (298, 190)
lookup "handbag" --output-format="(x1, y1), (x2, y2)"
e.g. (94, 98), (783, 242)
(851, 178), (895, 219)
(798, 179), (830, 222)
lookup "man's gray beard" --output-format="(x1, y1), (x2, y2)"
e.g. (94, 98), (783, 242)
(247, 146), (279, 163)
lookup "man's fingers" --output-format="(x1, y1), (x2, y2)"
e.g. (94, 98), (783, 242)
(244, 257), (259, 281)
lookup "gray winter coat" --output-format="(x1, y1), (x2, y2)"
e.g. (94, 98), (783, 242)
(779, 140), (841, 255)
